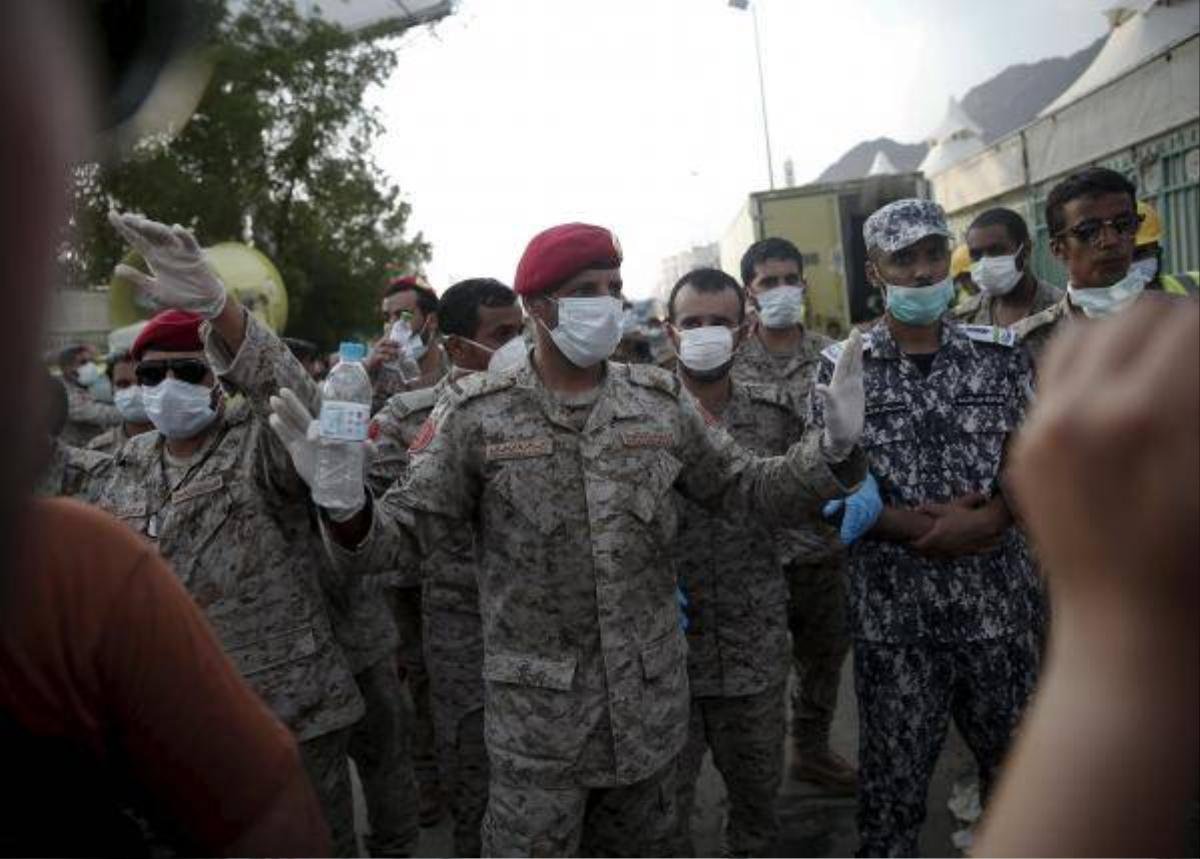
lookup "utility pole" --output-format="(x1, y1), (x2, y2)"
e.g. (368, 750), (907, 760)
(729, 0), (774, 190)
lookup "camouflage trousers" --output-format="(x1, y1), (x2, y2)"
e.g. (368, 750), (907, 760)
(392, 586), (440, 788)
(481, 759), (678, 857)
(674, 682), (787, 857)
(436, 708), (488, 857)
(854, 631), (1040, 858)
(298, 727), (356, 857)
(348, 657), (420, 857)
(786, 553), (851, 752)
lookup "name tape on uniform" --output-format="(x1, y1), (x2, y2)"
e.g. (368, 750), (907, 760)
(485, 438), (554, 461)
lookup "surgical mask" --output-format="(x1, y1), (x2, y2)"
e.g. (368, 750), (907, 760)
(971, 248), (1024, 296)
(1129, 256), (1159, 286)
(390, 320), (428, 362)
(541, 296), (623, 368)
(677, 326), (734, 373)
(487, 336), (528, 374)
(76, 362), (101, 387)
(142, 377), (220, 439)
(88, 375), (114, 403)
(1067, 271), (1145, 320)
(755, 285), (805, 329)
(884, 276), (955, 325)
(114, 386), (148, 423)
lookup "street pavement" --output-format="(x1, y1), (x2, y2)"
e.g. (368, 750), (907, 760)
(353, 652), (981, 857)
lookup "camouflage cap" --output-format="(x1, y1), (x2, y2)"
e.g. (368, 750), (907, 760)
(863, 199), (951, 254)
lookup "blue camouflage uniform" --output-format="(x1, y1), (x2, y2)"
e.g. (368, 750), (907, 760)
(813, 199), (1043, 857)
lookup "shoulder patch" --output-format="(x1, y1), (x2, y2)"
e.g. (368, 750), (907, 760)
(449, 369), (519, 404)
(1010, 303), (1064, 341)
(625, 362), (681, 397)
(383, 385), (440, 421)
(950, 293), (983, 319)
(408, 416), (437, 453)
(959, 324), (1017, 348)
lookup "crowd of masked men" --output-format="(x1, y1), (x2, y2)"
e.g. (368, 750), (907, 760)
(37, 166), (1194, 858)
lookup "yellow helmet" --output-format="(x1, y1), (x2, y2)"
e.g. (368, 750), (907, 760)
(950, 243), (972, 279)
(1136, 200), (1162, 247)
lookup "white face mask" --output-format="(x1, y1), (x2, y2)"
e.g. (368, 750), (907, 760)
(114, 385), (148, 423)
(142, 377), (220, 439)
(542, 296), (624, 368)
(390, 319), (428, 362)
(1067, 270), (1145, 319)
(76, 362), (101, 387)
(677, 325), (734, 372)
(755, 285), (805, 328)
(970, 247), (1024, 297)
(487, 336), (528, 374)
(1129, 256), (1159, 285)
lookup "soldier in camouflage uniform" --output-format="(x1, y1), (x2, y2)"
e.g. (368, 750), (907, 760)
(665, 267), (830, 856)
(812, 199), (1043, 857)
(96, 214), (365, 856)
(951, 207), (1062, 328)
(273, 223), (867, 857)
(281, 339), (420, 858)
(730, 236), (857, 790)
(36, 374), (111, 502)
(370, 278), (525, 857)
(86, 350), (154, 455)
(56, 343), (122, 446)
(364, 274), (451, 825)
(1013, 167), (1180, 367)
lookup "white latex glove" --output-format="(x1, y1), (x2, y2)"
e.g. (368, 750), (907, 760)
(816, 327), (865, 462)
(108, 211), (228, 319)
(268, 387), (319, 488)
(268, 388), (370, 521)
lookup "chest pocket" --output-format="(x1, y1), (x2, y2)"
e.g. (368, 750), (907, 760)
(954, 395), (1014, 435)
(624, 451), (683, 526)
(488, 454), (564, 537)
(863, 401), (915, 447)
(158, 473), (239, 588)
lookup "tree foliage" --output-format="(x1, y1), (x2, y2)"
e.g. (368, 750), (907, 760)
(67, 0), (429, 348)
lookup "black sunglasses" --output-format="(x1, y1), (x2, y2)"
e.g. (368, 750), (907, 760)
(135, 358), (210, 386)
(1058, 213), (1142, 247)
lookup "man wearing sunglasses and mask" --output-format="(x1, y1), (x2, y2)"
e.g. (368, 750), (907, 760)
(95, 215), (365, 856)
(663, 267), (879, 856)
(366, 277), (524, 858)
(268, 221), (868, 856)
(731, 236), (863, 792)
(810, 199), (1043, 857)
(1014, 167), (1181, 366)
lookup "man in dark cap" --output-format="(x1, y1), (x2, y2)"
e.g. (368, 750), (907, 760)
(268, 222), (870, 855)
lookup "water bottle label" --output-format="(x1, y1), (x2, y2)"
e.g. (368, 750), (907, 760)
(319, 400), (370, 441)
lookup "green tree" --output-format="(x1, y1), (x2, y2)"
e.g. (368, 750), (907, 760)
(68, 0), (430, 349)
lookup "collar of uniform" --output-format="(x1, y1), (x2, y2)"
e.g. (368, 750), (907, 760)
(520, 356), (647, 433)
(867, 316), (965, 360)
(744, 325), (822, 373)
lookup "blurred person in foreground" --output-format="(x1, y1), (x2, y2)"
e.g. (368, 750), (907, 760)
(976, 299), (1198, 858)
(0, 3), (328, 855)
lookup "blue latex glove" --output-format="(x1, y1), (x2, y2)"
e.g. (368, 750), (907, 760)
(823, 472), (883, 545)
(675, 585), (690, 632)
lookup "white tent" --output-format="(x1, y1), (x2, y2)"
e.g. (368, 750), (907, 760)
(1041, 0), (1200, 115)
(918, 97), (986, 177)
(867, 150), (899, 176)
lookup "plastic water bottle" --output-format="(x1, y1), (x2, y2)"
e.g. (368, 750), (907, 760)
(313, 342), (372, 511)
(387, 320), (422, 384)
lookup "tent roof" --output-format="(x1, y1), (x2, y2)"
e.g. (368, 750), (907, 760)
(918, 135), (986, 177)
(927, 96), (984, 144)
(1041, 0), (1200, 115)
(867, 150), (899, 176)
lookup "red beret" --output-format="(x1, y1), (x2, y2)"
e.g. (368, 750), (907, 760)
(131, 309), (205, 360)
(514, 223), (622, 296)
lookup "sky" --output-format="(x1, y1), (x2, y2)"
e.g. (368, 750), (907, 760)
(369, 0), (1115, 299)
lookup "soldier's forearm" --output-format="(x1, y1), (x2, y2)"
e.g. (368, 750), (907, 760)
(208, 293), (248, 356)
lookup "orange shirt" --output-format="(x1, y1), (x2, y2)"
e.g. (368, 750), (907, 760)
(0, 498), (302, 852)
